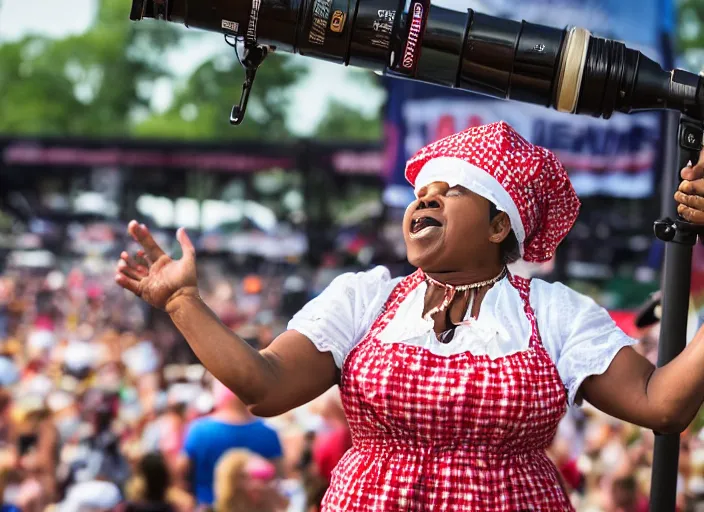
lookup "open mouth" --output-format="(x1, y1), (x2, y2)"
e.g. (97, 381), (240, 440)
(410, 216), (443, 234)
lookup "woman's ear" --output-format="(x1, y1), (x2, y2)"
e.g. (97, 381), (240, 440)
(489, 211), (511, 244)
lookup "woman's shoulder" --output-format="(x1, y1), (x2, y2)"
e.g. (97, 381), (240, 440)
(321, 265), (404, 302)
(328, 265), (397, 286)
(528, 277), (572, 294)
(528, 278), (594, 310)
(289, 266), (407, 368)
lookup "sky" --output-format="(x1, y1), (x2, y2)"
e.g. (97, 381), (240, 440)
(0, 0), (385, 135)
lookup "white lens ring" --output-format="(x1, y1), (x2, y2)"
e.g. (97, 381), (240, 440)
(556, 27), (591, 114)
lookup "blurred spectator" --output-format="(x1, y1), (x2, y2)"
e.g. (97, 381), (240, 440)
(289, 389), (352, 512)
(0, 392), (13, 448)
(212, 449), (287, 512)
(0, 279), (11, 340)
(12, 395), (59, 508)
(179, 380), (283, 506)
(608, 473), (647, 512)
(69, 391), (130, 490)
(0, 464), (20, 512)
(634, 291), (661, 364)
(54, 480), (122, 512)
(311, 389), (351, 484)
(120, 452), (194, 512)
(48, 389), (80, 446)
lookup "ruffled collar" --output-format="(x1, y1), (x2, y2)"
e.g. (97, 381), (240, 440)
(420, 267), (508, 325)
(377, 274), (532, 359)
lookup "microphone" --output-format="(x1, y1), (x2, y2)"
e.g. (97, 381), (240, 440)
(130, 0), (704, 125)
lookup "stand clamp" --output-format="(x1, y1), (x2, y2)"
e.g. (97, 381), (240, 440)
(654, 217), (704, 246)
(230, 42), (269, 125)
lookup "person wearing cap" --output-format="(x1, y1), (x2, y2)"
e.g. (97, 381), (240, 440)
(634, 291), (663, 365)
(633, 290), (700, 365)
(635, 290), (662, 330)
(116, 122), (704, 511)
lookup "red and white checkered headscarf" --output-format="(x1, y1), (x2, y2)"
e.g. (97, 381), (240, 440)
(405, 121), (580, 263)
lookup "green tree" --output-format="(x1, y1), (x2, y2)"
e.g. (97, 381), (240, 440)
(313, 70), (384, 141)
(133, 50), (307, 140)
(314, 98), (383, 141)
(0, 0), (182, 136)
(678, 0), (704, 73)
(0, 0), (307, 139)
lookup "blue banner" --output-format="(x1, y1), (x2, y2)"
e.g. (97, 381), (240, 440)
(384, 0), (676, 199)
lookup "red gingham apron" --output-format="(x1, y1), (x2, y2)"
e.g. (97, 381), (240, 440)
(322, 270), (574, 511)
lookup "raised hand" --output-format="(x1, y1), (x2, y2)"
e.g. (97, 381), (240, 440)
(115, 221), (198, 310)
(675, 148), (704, 224)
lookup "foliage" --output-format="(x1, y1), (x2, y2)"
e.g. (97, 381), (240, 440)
(0, 0), (182, 136)
(314, 98), (383, 142)
(312, 70), (384, 142)
(0, 0), (306, 140)
(677, 0), (704, 72)
(133, 50), (307, 140)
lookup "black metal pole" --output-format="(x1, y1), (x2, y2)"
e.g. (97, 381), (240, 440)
(660, 112), (685, 218)
(649, 117), (704, 512)
(649, 243), (693, 511)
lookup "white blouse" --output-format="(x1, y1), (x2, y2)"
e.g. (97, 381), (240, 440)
(288, 266), (637, 407)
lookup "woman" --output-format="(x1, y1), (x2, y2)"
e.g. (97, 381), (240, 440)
(116, 121), (704, 511)
(211, 449), (286, 512)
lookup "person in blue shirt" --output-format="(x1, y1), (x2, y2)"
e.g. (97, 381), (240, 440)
(180, 379), (283, 506)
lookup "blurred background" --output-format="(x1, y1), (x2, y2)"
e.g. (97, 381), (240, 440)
(0, 0), (703, 511)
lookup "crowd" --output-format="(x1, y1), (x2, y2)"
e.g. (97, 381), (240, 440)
(0, 250), (703, 512)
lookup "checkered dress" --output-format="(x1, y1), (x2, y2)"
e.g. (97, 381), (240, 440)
(321, 270), (573, 511)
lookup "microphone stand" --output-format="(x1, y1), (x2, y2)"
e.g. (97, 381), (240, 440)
(649, 115), (703, 512)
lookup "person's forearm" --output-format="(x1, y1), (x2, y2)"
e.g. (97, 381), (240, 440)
(647, 330), (704, 432)
(166, 287), (276, 406)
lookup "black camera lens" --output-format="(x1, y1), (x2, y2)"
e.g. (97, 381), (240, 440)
(130, 0), (703, 124)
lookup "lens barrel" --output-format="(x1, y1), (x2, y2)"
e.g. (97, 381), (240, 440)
(131, 0), (704, 122)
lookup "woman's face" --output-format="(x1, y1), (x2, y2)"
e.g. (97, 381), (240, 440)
(402, 181), (509, 273)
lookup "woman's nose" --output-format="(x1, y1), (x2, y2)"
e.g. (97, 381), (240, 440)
(416, 186), (443, 210)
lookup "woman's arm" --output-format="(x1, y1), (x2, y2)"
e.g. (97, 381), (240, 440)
(167, 293), (337, 417)
(580, 344), (703, 434)
(116, 222), (337, 417)
(583, 148), (704, 433)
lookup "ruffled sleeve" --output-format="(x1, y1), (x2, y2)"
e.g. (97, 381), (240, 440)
(287, 266), (396, 368)
(531, 279), (638, 407)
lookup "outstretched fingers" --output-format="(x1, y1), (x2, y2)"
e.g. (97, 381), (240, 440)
(120, 251), (149, 277)
(128, 220), (166, 262)
(117, 259), (143, 281)
(177, 227), (196, 259)
(135, 250), (151, 268)
(116, 249), (149, 295)
(115, 272), (141, 295)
